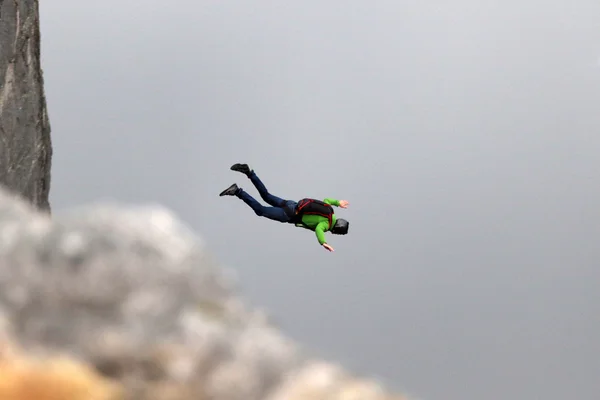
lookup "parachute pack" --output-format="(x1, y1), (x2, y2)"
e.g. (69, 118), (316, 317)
(294, 198), (334, 227)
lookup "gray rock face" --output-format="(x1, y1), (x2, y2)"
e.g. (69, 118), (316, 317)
(0, 0), (52, 211)
(0, 186), (407, 400)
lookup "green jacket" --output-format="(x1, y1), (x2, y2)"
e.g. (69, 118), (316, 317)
(294, 198), (341, 245)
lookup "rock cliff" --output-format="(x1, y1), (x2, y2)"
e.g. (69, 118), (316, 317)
(0, 0), (52, 211)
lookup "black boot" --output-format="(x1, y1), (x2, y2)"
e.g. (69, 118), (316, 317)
(219, 183), (240, 196)
(230, 163), (252, 176)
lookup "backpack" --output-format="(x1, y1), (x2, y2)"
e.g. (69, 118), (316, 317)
(294, 198), (334, 227)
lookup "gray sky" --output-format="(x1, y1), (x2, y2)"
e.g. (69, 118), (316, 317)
(40, 1), (600, 399)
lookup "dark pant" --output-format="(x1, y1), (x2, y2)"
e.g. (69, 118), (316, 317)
(237, 171), (297, 223)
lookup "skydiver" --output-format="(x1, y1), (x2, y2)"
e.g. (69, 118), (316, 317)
(219, 163), (349, 252)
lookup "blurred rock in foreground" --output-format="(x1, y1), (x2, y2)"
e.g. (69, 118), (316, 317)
(0, 336), (122, 400)
(0, 185), (408, 400)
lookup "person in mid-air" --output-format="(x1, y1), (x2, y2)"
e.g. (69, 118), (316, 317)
(219, 163), (349, 252)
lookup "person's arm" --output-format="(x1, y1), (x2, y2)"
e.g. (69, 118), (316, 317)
(324, 198), (349, 208)
(315, 221), (334, 251)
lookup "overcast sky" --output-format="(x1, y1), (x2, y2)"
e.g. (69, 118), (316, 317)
(39, 1), (599, 399)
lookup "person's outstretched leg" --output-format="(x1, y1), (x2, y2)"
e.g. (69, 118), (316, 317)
(219, 183), (291, 223)
(230, 163), (286, 207)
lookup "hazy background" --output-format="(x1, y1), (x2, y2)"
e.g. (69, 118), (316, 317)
(39, 1), (599, 399)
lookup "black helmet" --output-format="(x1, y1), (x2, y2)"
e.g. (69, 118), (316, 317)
(331, 218), (349, 235)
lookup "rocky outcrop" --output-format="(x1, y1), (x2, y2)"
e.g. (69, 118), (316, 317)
(0, 0), (52, 211)
(0, 186), (408, 400)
